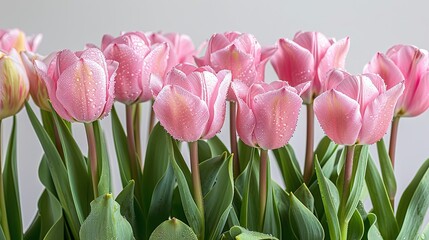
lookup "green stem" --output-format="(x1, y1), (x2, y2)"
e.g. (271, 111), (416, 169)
(0, 120), (11, 240)
(134, 103), (142, 167)
(190, 141), (204, 221)
(340, 145), (355, 239)
(84, 123), (98, 197)
(303, 103), (314, 183)
(148, 100), (156, 135)
(388, 117), (400, 169)
(341, 221), (349, 240)
(126, 104), (139, 182)
(230, 102), (240, 178)
(259, 149), (268, 231)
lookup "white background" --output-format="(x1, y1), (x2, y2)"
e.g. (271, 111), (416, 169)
(2, 0), (429, 230)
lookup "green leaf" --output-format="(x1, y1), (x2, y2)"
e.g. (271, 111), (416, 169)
(365, 156), (398, 239)
(262, 158), (281, 239)
(38, 155), (57, 198)
(294, 184), (314, 213)
(363, 213), (383, 240)
(272, 183), (295, 240)
(170, 140), (204, 239)
(311, 136), (339, 183)
(347, 210), (364, 240)
(200, 154), (226, 197)
(79, 193), (134, 240)
(376, 139), (397, 204)
(38, 190), (64, 239)
(315, 159), (341, 240)
(207, 135), (229, 156)
(25, 102), (81, 238)
(197, 140), (212, 163)
(203, 155), (234, 240)
(289, 193), (324, 240)
(0, 226), (5, 240)
(238, 139), (258, 173)
(397, 158), (429, 239)
(93, 121), (112, 195)
(111, 106), (132, 187)
(272, 145), (303, 192)
(3, 116), (22, 240)
(419, 222), (429, 240)
(221, 226), (279, 240)
(149, 218), (197, 240)
(23, 213), (41, 240)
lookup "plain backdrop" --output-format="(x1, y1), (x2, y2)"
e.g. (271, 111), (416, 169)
(2, 0), (429, 230)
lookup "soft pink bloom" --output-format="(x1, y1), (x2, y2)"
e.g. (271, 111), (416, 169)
(147, 32), (196, 64)
(35, 48), (118, 122)
(0, 28), (42, 53)
(153, 64), (231, 142)
(271, 31), (350, 104)
(0, 50), (29, 119)
(233, 81), (308, 150)
(195, 32), (276, 100)
(364, 44), (429, 117)
(314, 73), (404, 145)
(20, 51), (56, 111)
(102, 32), (171, 104)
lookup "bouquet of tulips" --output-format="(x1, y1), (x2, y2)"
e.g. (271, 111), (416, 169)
(0, 28), (428, 240)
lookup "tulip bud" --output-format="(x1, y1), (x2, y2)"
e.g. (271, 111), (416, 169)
(0, 50), (29, 120)
(0, 28), (42, 53)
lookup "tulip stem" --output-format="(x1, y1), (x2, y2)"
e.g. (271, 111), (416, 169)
(148, 100), (156, 135)
(190, 141), (204, 222)
(259, 149), (268, 231)
(340, 145), (355, 239)
(134, 103), (142, 167)
(0, 121), (11, 240)
(303, 103), (315, 183)
(84, 123), (98, 197)
(230, 102), (240, 178)
(126, 105), (139, 182)
(389, 117), (400, 169)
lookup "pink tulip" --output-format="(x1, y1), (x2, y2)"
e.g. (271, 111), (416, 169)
(35, 48), (118, 122)
(195, 32), (276, 100)
(0, 28), (42, 53)
(147, 32), (196, 64)
(20, 51), (56, 111)
(0, 49), (30, 119)
(314, 73), (404, 145)
(364, 44), (429, 117)
(101, 32), (171, 104)
(271, 31), (350, 104)
(233, 81), (307, 150)
(153, 64), (231, 142)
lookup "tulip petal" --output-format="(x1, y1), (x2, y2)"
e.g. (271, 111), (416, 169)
(208, 33), (231, 53)
(359, 83), (404, 144)
(400, 71), (429, 117)
(318, 37), (350, 83)
(314, 90), (362, 145)
(57, 50), (79, 74)
(56, 59), (107, 122)
(324, 69), (351, 91)
(101, 34), (115, 51)
(363, 52), (404, 89)
(27, 34), (42, 52)
(253, 88), (302, 149)
(255, 46), (277, 81)
(386, 45), (429, 79)
(100, 60), (118, 118)
(236, 97), (256, 147)
(293, 32), (331, 62)
(153, 85), (209, 142)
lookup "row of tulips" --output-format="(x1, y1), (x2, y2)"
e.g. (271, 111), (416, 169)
(0, 28), (428, 240)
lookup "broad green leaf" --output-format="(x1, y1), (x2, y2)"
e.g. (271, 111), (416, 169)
(376, 139), (397, 204)
(363, 213), (383, 240)
(149, 218), (197, 240)
(200, 154), (226, 197)
(38, 190), (64, 239)
(38, 155), (57, 198)
(203, 155), (234, 240)
(315, 159), (341, 240)
(272, 183), (295, 240)
(0, 226), (5, 240)
(272, 145), (303, 192)
(289, 193), (324, 240)
(207, 136), (229, 156)
(93, 121), (112, 196)
(79, 194), (133, 240)
(347, 210), (364, 240)
(111, 106), (132, 187)
(294, 184), (314, 213)
(171, 187), (187, 224)
(262, 158), (281, 239)
(221, 226), (279, 240)
(172, 139), (192, 186)
(170, 140), (204, 239)
(51, 106), (91, 220)
(23, 213), (41, 240)
(397, 159), (429, 239)
(3, 116), (22, 240)
(311, 136), (339, 183)
(238, 139), (258, 173)
(365, 156), (398, 239)
(419, 222), (429, 240)
(197, 140), (212, 163)
(25, 102), (81, 238)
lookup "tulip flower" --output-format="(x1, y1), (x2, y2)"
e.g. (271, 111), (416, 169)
(271, 31), (350, 182)
(0, 50), (29, 120)
(147, 32), (196, 65)
(35, 48), (118, 123)
(0, 28), (42, 53)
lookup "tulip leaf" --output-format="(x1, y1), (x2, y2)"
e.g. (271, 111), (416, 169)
(272, 145), (303, 192)
(294, 184), (314, 213)
(25, 102), (81, 238)
(311, 136), (339, 182)
(23, 213), (41, 240)
(3, 116), (22, 240)
(111, 106), (132, 187)
(376, 139), (397, 205)
(347, 209), (364, 240)
(197, 140), (212, 163)
(289, 193), (324, 240)
(396, 158), (429, 239)
(272, 183), (295, 239)
(262, 159), (282, 239)
(207, 135), (229, 156)
(200, 154), (226, 197)
(0, 227), (5, 240)
(79, 193), (134, 240)
(221, 226), (279, 240)
(38, 190), (64, 239)
(238, 139), (259, 173)
(170, 139), (204, 239)
(362, 213), (383, 240)
(315, 159), (341, 240)
(419, 222), (429, 240)
(202, 154), (234, 240)
(149, 218), (197, 240)
(93, 121), (112, 195)
(365, 155), (398, 239)
(38, 155), (57, 198)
